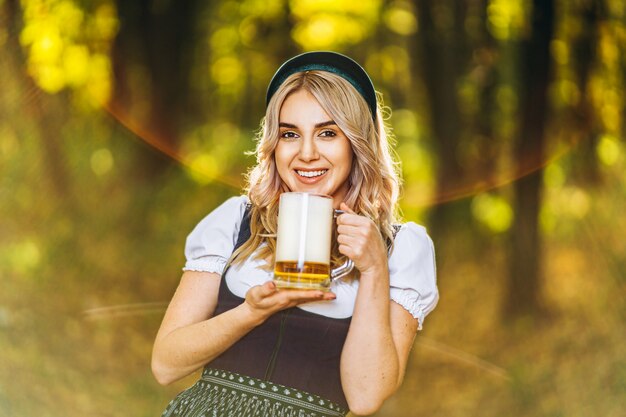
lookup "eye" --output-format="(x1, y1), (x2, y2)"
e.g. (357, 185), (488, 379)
(280, 130), (299, 140)
(318, 130), (337, 138)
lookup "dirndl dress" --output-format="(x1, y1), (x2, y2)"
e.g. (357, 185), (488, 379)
(161, 368), (348, 417)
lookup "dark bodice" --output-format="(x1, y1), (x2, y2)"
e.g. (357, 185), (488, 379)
(207, 207), (352, 408)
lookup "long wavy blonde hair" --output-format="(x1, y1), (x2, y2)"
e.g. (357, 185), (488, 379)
(230, 70), (402, 270)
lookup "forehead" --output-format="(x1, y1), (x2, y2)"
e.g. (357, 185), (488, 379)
(279, 89), (332, 124)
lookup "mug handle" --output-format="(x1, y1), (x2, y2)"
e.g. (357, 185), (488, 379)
(331, 209), (354, 280)
(331, 259), (354, 280)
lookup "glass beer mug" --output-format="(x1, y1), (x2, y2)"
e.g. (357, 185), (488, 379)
(273, 192), (354, 291)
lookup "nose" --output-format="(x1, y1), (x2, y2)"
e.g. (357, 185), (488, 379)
(298, 136), (319, 162)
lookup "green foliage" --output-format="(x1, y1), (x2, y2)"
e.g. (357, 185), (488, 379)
(487, 0), (529, 40)
(19, 0), (117, 107)
(290, 0), (382, 49)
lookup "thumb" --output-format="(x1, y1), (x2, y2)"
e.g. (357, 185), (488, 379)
(256, 280), (278, 297)
(340, 202), (355, 214)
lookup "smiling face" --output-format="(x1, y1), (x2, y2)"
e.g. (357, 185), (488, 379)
(274, 89), (353, 208)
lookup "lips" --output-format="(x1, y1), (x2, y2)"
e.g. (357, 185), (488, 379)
(293, 169), (329, 185)
(296, 169), (328, 178)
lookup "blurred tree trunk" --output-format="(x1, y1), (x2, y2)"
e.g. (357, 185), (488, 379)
(110, 0), (201, 180)
(474, 0), (499, 188)
(367, 0), (406, 109)
(414, 0), (470, 235)
(505, 0), (555, 320)
(572, 0), (603, 185)
(240, 2), (299, 129)
(3, 0), (70, 203)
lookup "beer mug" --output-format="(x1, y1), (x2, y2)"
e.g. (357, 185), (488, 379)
(273, 192), (354, 291)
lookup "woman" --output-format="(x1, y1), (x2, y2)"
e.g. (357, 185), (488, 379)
(152, 51), (438, 416)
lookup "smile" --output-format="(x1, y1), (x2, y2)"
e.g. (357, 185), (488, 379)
(296, 169), (328, 178)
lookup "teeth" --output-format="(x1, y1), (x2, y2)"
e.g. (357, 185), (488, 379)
(297, 170), (327, 178)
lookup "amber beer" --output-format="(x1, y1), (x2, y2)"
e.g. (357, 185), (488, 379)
(273, 261), (331, 289)
(273, 193), (334, 290)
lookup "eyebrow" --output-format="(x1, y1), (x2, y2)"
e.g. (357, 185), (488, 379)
(279, 120), (337, 129)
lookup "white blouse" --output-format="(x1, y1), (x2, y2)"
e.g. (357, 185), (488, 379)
(183, 195), (439, 330)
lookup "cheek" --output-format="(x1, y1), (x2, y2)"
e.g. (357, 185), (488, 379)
(337, 144), (353, 173)
(274, 146), (287, 167)
(274, 146), (293, 178)
(345, 150), (354, 170)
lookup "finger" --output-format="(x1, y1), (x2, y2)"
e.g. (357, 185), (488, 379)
(337, 212), (369, 228)
(285, 289), (326, 300)
(338, 234), (366, 252)
(338, 243), (357, 259)
(337, 223), (366, 237)
(337, 213), (362, 227)
(280, 289), (336, 303)
(321, 291), (337, 300)
(337, 233), (363, 247)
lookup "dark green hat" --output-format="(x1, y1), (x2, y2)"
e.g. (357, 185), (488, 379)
(266, 51), (377, 121)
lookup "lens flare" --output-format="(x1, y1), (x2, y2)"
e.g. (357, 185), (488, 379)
(104, 100), (243, 190)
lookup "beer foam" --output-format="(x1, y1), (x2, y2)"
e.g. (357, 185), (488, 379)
(275, 193), (333, 264)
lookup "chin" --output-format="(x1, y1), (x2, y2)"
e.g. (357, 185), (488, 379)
(307, 187), (333, 197)
(288, 183), (331, 197)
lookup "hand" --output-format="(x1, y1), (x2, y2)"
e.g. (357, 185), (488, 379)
(336, 203), (388, 276)
(244, 281), (336, 322)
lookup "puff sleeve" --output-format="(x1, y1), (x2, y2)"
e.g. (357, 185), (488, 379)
(182, 195), (249, 274)
(388, 222), (439, 330)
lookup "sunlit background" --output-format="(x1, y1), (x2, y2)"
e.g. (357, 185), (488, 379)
(1, 0), (625, 416)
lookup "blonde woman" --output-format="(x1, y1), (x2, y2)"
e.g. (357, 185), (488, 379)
(152, 51), (438, 416)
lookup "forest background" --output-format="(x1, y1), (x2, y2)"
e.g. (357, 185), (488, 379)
(1, 0), (625, 416)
